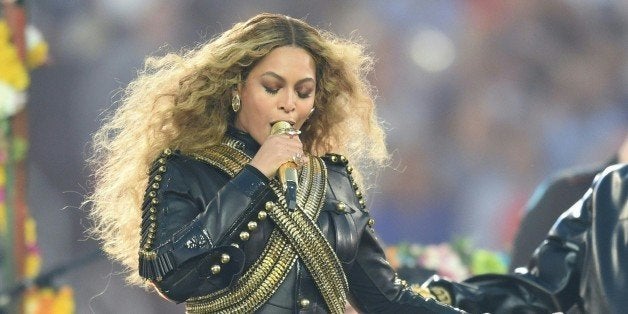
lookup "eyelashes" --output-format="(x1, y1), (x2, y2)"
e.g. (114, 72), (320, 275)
(264, 87), (279, 95)
(264, 86), (312, 99)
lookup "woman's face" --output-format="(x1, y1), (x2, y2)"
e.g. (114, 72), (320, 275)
(235, 46), (316, 144)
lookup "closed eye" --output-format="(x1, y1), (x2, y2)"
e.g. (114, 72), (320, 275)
(297, 92), (312, 99)
(264, 87), (279, 95)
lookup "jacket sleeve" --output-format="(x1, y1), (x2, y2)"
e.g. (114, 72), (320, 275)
(138, 150), (271, 302)
(346, 223), (467, 313)
(425, 163), (628, 314)
(318, 162), (460, 312)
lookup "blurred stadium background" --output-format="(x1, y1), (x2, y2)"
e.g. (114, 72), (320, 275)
(5, 1), (627, 312)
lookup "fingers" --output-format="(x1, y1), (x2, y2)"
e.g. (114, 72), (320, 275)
(249, 134), (305, 178)
(271, 134), (305, 164)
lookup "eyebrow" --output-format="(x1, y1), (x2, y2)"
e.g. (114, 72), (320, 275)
(261, 71), (315, 85)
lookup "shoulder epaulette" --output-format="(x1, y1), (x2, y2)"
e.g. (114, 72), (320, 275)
(139, 148), (176, 281)
(323, 153), (367, 211)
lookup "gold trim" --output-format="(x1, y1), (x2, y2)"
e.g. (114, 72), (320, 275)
(265, 157), (348, 314)
(185, 140), (346, 313)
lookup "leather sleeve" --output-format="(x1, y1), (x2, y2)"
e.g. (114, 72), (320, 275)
(579, 164), (628, 313)
(509, 169), (596, 271)
(425, 164), (628, 314)
(138, 151), (271, 302)
(318, 155), (465, 313)
(347, 225), (466, 313)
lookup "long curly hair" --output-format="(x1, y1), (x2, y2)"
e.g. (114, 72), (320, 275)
(86, 13), (389, 286)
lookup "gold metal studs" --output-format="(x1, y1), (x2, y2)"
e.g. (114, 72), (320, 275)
(239, 231), (250, 241)
(336, 202), (346, 212)
(220, 253), (230, 264)
(299, 298), (310, 309)
(210, 264), (221, 275)
(247, 221), (258, 231)
(257, 210), (268, 220)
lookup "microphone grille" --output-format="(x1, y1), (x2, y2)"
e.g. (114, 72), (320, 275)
(270, 121), (293, 135)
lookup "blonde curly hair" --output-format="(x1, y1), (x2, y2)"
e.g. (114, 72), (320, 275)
(86, 13), (389, 286)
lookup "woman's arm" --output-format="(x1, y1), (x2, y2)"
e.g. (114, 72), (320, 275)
(139, 150), (271, 302)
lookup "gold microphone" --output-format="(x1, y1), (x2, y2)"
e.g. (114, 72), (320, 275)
(270, 121), (299, 210)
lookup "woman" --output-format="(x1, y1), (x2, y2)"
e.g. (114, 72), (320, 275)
(87, 13), (463, 313)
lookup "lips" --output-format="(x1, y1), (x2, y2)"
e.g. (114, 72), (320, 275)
(270, 120), (295, 127)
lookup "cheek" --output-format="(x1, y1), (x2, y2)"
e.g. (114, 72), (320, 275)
(299, 101), (315, 117)
(247, 93), (273, 115)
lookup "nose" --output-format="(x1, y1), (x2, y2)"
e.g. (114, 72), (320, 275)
(279, 91), (296, 113)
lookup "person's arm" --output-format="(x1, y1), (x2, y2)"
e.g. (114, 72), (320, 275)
(577, 163), (627, 313)
(322, 157), (464, 313)
(347, 223), (466, 313)
(510, 164), (606, 272)
(139, 151), (271, 302)
(425, 164), (628, 313)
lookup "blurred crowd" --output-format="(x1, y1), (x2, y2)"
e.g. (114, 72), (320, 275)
(15, 0), (628, 312)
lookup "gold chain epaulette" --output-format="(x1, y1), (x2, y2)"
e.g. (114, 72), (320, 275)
(139, 148), (174, 281)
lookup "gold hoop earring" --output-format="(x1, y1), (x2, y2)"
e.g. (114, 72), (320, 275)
(231, 94), (241, 112)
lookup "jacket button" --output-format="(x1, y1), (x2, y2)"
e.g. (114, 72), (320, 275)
(247, 221), (258, 231)
(299, 298), (310, 309)
(239, 231), (250, 241)
(258, 210), (268, 220)
(210, 264), (221, 275)
(220, 253), (230, 264)
(336, 202), (346, 212)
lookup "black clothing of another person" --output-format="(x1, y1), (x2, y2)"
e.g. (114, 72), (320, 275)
(426, 163), (628, 313)
(510, 157), (617, 271)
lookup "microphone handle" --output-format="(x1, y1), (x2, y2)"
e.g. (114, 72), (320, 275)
(270, 121), (300, 211)
(279, 162), (299, 210)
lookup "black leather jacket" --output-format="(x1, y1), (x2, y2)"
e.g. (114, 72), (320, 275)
(426, 163), (628, 314)
(138, 127), (462, 313)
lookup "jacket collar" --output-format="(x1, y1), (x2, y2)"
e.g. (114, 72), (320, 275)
(225, 125), (260, 157)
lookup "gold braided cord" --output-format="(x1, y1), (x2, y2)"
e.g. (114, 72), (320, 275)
(186, 229), (298, 313)
(185, 141), (342, 313)
(266, 157), (348, 314)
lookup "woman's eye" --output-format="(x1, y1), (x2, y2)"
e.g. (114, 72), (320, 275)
(297, 92), (312, 99)
(264, 87), (279, 94)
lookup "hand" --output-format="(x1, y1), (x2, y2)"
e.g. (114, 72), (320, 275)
(250, 134), (305, 178)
